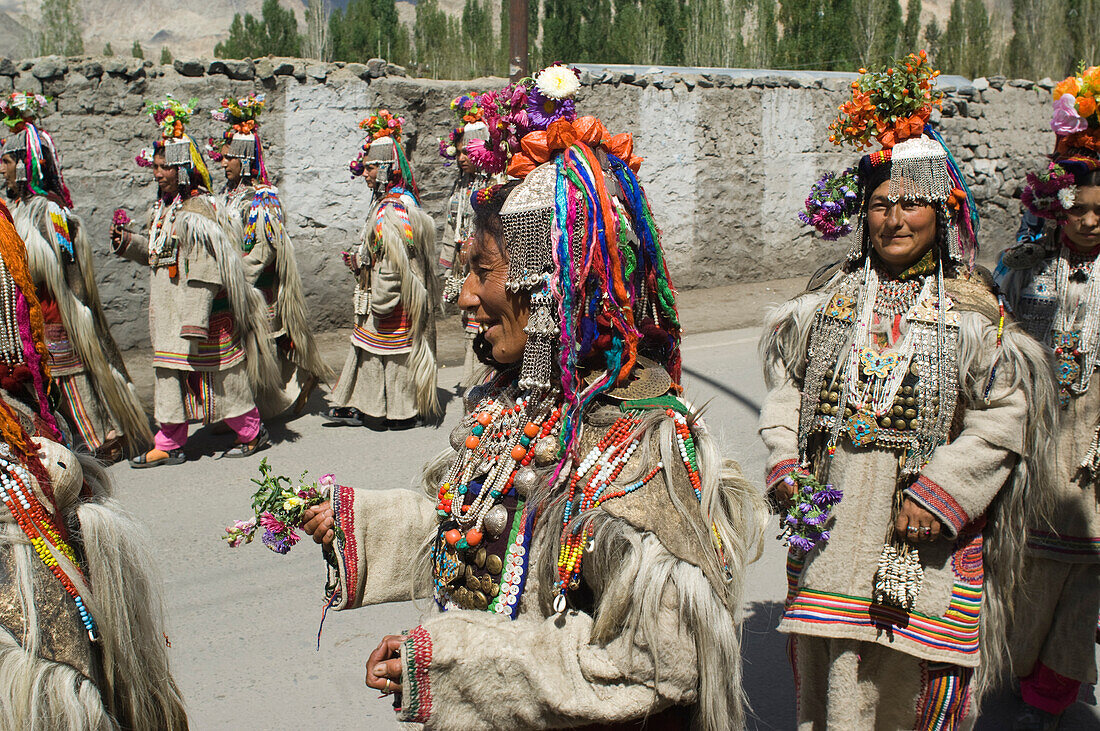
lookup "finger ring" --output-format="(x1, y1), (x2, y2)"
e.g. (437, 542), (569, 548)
(921, 527), (931, 536)
(383, 678), (391, 693)
(906, 526), (919, 533)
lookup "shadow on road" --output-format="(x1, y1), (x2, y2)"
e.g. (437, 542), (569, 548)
(741, 600), (796, 730)
(682, 364), (762, 415)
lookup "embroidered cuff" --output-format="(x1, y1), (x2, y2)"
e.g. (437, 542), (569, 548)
(397, 626), (433, 723)
(179, 325), (209, 340)
(326, 484), (360, 611)
(905, 475), (969, 537)
(112, 230), (130, 255)
(766, 459), (799, 489)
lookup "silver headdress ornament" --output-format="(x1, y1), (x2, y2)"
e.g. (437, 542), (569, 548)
(849, 134), (965, 264)
(462, 121), (490, 143)
(223, 132), (257, 176)
(366, 135), (395, 164)
(0, 128), (27, 182)
(163, 138), (192, 185)
(499, 163), (562, 391)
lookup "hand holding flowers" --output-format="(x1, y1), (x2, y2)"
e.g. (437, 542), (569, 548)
(776, 470), (842, 554)
(223, 458), (333, 554)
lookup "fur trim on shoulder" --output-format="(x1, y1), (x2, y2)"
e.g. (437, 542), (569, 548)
(15, 198), (152, 453)
(175, 203), (280, 394)
(957, 311), (1059, 703)
(759, 285), (835, 387)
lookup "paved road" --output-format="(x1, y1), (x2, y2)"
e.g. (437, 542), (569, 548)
(106, 326), (1098, 729)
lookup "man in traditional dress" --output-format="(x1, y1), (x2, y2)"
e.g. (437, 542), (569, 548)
(324, 110), (440, 429)
(211, 93), (329, 418)
(760, 54), (1057, 728)
(0, 91), (150, 462)
(0, 199), (188, 728)
(996, 68), (1100, 730)
(111, 97), (278, 467)
(438, 94), (495, 387)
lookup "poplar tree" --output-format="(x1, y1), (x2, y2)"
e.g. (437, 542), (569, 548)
(902, 0), (922, 49)
(330, 0), (408, 63)
(215, 0), (302, 58)
(939, 0), (992, 77)
(132, 40), (144, 58)
(39, 0), (84, 56)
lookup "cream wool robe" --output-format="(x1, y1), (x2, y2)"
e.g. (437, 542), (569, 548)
(320, 392), (765, 730)
(759, 268), (1055, 728)
(331, 191), (440, 421)
(115, 194), (278, 425)
(13, 195), (151, 453)
(220, 183), (330, 417)
(998, 251), (1100, 686)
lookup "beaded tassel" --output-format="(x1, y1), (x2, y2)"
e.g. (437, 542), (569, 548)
(0, 444), (98, 640)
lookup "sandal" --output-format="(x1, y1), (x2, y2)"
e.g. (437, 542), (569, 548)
(323, 406), (365, 426)
(221, 426), (271, 459)
(130, 448), (186, 469)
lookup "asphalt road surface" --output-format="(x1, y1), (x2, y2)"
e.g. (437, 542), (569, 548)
(107, 326), (1099, 729)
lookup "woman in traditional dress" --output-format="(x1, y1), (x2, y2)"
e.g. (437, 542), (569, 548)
(760, 54), (1057, 729)
(212, 93), (330, 418)
(438, 94), (496, 388)
(324, 110), (440, 429)
(112, 98), (279, 466)
(301, 66), (766, 729)
(0, 198), (187, 728)
(995, 66), (1100, 731)
(0, 92), (150, 462)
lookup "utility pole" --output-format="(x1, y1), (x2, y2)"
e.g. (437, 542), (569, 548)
(509, 0), (528, 81)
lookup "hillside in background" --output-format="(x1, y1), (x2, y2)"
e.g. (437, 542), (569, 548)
(0, 0), (1002, 65)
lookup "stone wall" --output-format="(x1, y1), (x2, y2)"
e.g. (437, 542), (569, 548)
(8, 54), (1055, 349)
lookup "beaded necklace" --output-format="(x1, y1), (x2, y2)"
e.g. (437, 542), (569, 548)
(553, 408), (718, 612)
(433, 381), (563, 616)
(0, 441), (98, 640)
(148, 194), (183, 271)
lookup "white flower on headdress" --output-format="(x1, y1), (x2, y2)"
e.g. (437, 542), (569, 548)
(535, 65), (580, 100)
(445, 145), (456, 157)
(1058, 185), (1077, 211)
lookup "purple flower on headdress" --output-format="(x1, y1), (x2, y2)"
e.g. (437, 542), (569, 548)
(526, 86), (576, 130)
(1052, 94), (1088, 136)
(800, 168), (860, 240)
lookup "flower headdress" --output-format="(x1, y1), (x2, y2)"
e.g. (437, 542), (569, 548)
(349, 109), (418, 202)
(470, 65), (676, 456)
(136, 95), (211, 191)
(1020, 63), (1100, 222)
(0, 92), (72, 208)
(438, 93), (489, 165)
(208, 93), (269, 183)
(1050, 64), (1100, 154)
(809, 52), (978, 267)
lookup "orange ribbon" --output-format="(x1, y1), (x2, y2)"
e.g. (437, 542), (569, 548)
(506, 116), (644, 177)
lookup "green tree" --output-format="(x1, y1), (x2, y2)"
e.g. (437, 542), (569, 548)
(778, 0), (856, 70)
(330, 0), (409, 64)
(924, 18), (942, 60)
(215, 0), (302, 59)
(851, 0), (903, 67)
(304, 0), (331, 61)
(939, 0), (991, 77)
(752, 0), (780, 68)
(542, 0), (585, 62)
(1068, 0), (1100, 71)
(608, 0), (665, 64)
(132, 40), (144, 58)
(160, 46), (172, 64)
(462, 0), (497, 76)
(902, 0), (922, 49)
(1008, 0), (1072, 79)
(39, 0), (84, 56)
(103, 41), (114, 56)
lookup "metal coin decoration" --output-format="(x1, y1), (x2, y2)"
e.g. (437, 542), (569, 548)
(1054, 329), (1083, 408)
(593, 356), (673, 402)
(847, 411), (879, 447)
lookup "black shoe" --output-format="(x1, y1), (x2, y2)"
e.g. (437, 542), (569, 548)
(1012, 704), (1063, 731)
(130, 448), (186, 469)
(221, 426), (271, 459)
(323, 406), (365, 426)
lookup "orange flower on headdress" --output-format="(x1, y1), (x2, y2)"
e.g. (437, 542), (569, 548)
(1054, 76), (1081, 100)
(1078, 95), (1098, 119)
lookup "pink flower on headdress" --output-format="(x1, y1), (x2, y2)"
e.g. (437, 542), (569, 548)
(1052, 94), (1088, 135)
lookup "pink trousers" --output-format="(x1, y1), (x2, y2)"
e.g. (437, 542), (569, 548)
(1020, 660), (1082, 715)
(154, 407), (261, 451)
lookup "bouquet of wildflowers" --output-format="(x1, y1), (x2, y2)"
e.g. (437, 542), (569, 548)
(799, 169), (860, 240)
(223, 458), (330, 554)
(777, 471), (843, 553)
(1022, 163), (1077, 220)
